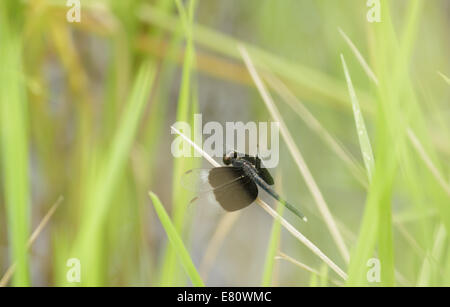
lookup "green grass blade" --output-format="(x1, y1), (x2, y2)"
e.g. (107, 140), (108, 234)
(149, 192), (205, 287)
(341, 52), (395, 286)
(341, 54), (375, 180)
(0, 5), (30, 286)
(160, 0), (199, 286)
(319, 263), (329, 287)
(309, 272), (318, 287)
(340, 54), (380, 286)
(71, 61), (156, 285)
(261, 203), (284, 286)
(417, 224), (447, 286)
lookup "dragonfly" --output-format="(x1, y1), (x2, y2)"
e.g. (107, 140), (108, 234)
(181, 150), (307, 222)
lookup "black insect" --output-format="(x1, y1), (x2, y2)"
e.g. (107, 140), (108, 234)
(181, 150), (306, 221)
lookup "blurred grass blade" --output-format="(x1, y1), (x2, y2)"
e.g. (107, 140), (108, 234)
(0, 5), (30, 286)
(0, 196), (62, 287)
(417, 224), (446, 286)
(319, 263), (329, 287)
(149, 192), (205, 287)
(276, 252), (341, 286)
(407, 129), (450, 197)
(338, 28), (379, 85)
(239, 45), (350, 263)
(340, 54), (379, 286)
(437, 72), (450, 85)
(160, 0), (198, 286)
(72, 61), (156, 285)
(139, 3), (374, 109)
(200, 212), (241, 281)
(277, 252), (321, 277)
(264, 72), (368, 188)
(261, 202), (284, 286)
(341, 54), (375, 180)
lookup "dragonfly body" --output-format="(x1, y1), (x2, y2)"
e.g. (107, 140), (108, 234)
(226, 152), (306, 221)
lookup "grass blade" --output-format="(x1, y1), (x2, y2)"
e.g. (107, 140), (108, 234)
(160, 0), (199, 286)
(276, 252), (341, 286)
(71, 61), (156, 285)
(138, 3), (374, 110)
(264, 72), (368, 188)
(341, 54), (375, 180)
(199, 212), (241, 281)
(149, 192), (205, 287)
(338, 28), (379, 85)
(0, 196), (63, 287)
(0, 7), (30, 286)
(238, 45), (350, 263)
(261, 202), (284, 286)
(437, 71), (450, 85)
(407, 129), (450, 197)
(417, 224), (446, 286)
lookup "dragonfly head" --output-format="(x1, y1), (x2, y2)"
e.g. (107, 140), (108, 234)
(223, 150), (237, 165)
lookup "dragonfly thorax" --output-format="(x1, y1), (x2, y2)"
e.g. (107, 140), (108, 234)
(231, 158), (259, 180)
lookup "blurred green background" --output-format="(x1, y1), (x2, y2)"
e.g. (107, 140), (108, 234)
(0, 0), (449, 286)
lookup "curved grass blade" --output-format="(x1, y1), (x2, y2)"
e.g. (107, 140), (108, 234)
(149, 192), (205, 287)
(340, 54), (375, 181)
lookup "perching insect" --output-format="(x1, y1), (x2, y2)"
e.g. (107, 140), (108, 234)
(181, 150), (307, 221)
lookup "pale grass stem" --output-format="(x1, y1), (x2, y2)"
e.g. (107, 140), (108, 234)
(199, 211), (241, 280)
(437, 71), (450, 85)
(263, 72), (368, 188)
(170, 125), (348, 280)
(238, 45), (350, 264)
(0, 196), (63, 287)
(338, 28), (379, 85)
(276, 251), (342, 286)
(407, 129), (450, 197)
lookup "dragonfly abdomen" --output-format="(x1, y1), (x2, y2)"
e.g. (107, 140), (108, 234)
(242, 162), (307, 221)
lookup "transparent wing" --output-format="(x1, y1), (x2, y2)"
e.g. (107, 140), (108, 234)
(181, 167), (247, 193)
(180, 168), (214, 192)
(181, 167), (259, 211)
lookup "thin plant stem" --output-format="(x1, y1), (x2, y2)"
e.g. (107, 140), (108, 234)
(238, 45), (350, 263)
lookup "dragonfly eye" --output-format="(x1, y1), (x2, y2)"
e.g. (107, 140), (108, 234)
(223, 155), (231, 165)
(223, 150), (236, 165)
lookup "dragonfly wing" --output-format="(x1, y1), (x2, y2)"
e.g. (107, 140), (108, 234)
(181, 168), (241, 192)
(210, 167), (258, 211)
(182, 167), (258, 212)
